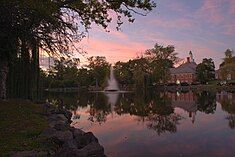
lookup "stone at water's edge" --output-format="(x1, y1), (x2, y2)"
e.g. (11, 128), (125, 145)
(13, 103), (106, 157)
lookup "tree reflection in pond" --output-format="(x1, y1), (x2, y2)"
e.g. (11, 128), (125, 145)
(218, 92), (235, 129)
(43, 90), (235, 157)
(115, 91), (183, 135)
(144, 114), (182, 135)
(44, 90), (235, 132)
(197, 91), (216, 114)
(87, 93), (111, 124)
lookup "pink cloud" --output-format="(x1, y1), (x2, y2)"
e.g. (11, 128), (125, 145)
(223, 22), (235, 36)
(79, 36), (148, 64)
(150, 17), (196, 30)
(140, 31), (222, 67)
(196, 0), (224, 24)
(109, 31), (129, 40)
(228, 0), (235, 14)
(167, 1), (189, 13)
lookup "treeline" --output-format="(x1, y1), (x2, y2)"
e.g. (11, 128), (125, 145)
(41, 56), (110, 89)
(114, 43), (179, 89)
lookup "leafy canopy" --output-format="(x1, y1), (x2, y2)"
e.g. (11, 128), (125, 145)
(0, 0), (156, 59)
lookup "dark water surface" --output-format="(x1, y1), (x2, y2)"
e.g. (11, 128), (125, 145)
(45, 90), (235, 157)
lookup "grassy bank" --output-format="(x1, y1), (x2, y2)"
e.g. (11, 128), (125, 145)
(0, 100), (49, 156)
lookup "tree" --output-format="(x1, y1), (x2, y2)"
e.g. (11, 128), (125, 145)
(46, 57), (79, 88)
(114, 61), (134, 87)
(114, 58), (151, 90)
(0, 0), (156, 99)
(145, 43), (179, 84)
(77, 68), (94, 87)
(196, 58), (215, 84)
(87, 56), (110, 88)
(114, 43), (179, 89)
(220, 49), (235, 80)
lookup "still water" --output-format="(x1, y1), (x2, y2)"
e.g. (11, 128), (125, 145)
(45, 90), (235, 157)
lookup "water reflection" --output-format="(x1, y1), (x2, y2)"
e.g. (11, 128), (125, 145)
(218, 91), (235, 129)
(197, 91), (216, 114)
(44, 90), (235, 157)
(44, 90), (235, 130)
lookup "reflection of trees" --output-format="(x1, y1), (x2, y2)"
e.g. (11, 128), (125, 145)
(44, 92), (79, 110)
(116, 92), (173, 116)
(115, 91), (183, 135)
(226, 115), (235, 129)
(196, 91), (216, 114)
(220, 93), (235, 129)
(87, 93), (111, 124)
(45, 92), (112, 124)
(145, 114), (182, 135)
(220, 96), (235, 115)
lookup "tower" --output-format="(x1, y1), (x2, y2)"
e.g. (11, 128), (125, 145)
(189, 51), (194, 62)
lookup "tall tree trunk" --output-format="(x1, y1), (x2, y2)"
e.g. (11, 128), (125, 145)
(32, 41), (39, 100)
(0, 60), (8, 99)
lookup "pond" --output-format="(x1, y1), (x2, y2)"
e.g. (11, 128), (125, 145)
(44, 90), (235, 157)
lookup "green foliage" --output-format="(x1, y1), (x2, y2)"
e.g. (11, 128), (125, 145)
(87, 56), (110, 88)
(41, 57), (79, 88)
(114, 58), (151, 89)
(0, 0), (155, 59)
(114, 43), (178, 89)
(41, 56), (110, 89)
(196, 58), (215, 83)
(220, 49), (235, 80)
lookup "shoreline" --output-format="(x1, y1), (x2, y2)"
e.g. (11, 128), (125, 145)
(44, 84), (235, 93)
(13, 103), (105, 157)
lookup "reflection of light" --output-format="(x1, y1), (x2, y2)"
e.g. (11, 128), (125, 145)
(176, 80), (180, 85)
(177, 91), (180, 97)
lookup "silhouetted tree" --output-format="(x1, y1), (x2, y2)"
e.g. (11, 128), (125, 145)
(87, 56), (110, 88)
(196, 58), (215, 84)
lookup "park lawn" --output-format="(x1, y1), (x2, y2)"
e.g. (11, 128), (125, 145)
(0, 100), (49, 156)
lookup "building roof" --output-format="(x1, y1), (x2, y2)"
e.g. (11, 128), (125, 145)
(170, 62), (197, 74)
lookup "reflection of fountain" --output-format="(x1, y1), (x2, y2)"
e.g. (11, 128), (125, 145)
(105, 66), (119, 92)
(106, 92), (119, 107)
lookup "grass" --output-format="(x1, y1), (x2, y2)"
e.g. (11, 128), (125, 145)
(0, 100), (49, 157)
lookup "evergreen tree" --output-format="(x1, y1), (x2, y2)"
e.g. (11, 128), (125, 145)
(196, 58), (215, 84)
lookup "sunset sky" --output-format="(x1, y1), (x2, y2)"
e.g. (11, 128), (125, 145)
(76, 0), (235, 68)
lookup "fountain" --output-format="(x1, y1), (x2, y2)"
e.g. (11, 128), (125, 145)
(105, 66), (119, 92)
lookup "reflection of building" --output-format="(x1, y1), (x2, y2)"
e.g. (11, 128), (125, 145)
(166, 91), (197, 123)
(169, 51), (197, 84)
(216, 91), (235, 104)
